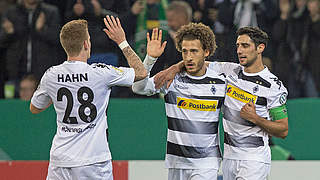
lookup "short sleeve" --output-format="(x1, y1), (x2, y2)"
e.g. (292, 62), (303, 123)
(31, 74), (51, 109)
(109, 66), (135, 86)
(267, 82), (288, 109)
(93, 64), (135, 87)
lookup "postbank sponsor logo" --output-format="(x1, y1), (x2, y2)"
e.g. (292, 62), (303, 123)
(226, 84), (257, 104)
(177, 97), (218, 111)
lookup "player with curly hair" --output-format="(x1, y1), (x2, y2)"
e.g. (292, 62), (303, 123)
(153, 26), (289, 180)
(132, 23), (225, 180)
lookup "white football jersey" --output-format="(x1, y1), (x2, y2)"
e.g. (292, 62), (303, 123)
(134, 61), (226, 169)
(31, 60), (135, 167)
(209, 62), (288, 163)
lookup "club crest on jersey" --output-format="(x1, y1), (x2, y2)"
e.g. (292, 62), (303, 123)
(177, 97), (218, 111)
(211, 85), (216, 94)
(253, 85), (259, 93)
(226, 84), (257, 104)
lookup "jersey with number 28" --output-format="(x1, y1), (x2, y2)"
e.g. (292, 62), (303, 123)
(31, 61), (135, 167)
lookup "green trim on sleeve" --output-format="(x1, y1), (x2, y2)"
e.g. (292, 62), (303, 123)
(269, 104), (288, 121)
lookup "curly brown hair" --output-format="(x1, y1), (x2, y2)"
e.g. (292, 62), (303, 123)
(175, 23), (217, 57)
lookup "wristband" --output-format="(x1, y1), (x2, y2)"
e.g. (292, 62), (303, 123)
(143, 55), (158, 72)
(145, 55), (157, 65)
(119, 41), (129, 50)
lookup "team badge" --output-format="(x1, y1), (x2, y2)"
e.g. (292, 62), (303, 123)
(279, 92), (287, 105)
(211, 85), (216, 95)
(253, 85), (259, 93)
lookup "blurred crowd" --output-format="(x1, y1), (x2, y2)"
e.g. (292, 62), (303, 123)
(0, 0), (319, 100)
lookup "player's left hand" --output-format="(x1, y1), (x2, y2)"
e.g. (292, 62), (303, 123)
(103, 15), (126, 45)
(240, 102), (258, 124)
(147, 28), (167, 58)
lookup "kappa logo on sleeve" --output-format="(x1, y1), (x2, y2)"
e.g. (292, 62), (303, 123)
(226, 84), (257, 104)
(177, 97), (218, 111)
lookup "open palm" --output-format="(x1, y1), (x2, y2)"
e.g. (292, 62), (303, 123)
(103, 15), (126, 45)
(147, 28), (167, 58)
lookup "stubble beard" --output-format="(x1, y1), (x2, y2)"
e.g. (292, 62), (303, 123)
(241, 56), (257, 68)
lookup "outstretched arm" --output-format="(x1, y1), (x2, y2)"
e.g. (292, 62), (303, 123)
(103, 15), (147, 82)
(132, 28), (167, 95)
(153, 61), (212, 89)
(153, 61), (184, 89)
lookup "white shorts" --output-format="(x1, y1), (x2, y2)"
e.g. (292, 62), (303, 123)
(168, 168), (218, 180)
(46, 160), (113, 180)
(222, 159), (270, 180)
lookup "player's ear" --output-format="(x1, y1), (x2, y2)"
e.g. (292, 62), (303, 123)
(257, 44), (265, 54)
(204, 49), (210, 57)
(84, 40), (88, 50)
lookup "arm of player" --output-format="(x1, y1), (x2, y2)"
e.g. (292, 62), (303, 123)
(132, 28), (167, 94)
(240, 102), (288, 139)
(153, 61), (184, 89)
(30, 101), (52, 114)
(131, 55), (157, 95)
(153, 60), (213, 89)
(103, 15), (147, 82)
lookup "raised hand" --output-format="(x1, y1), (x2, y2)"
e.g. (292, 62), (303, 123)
(147, 28), (167, 58)
(103, 15), (126, 45)
(2, 18), (14, 34)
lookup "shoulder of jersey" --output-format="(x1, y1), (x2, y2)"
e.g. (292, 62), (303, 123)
(43, 64), (61, 75)
(265, 71), (288, 104)
(210, 61), (240, 73)
(263, 69), (287, 92)
(212, 61), (239, 68)
(91, 63), (126, 75)
(91, 63), (112, 69)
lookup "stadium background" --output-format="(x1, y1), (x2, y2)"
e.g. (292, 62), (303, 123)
(0, 98), (319, 179)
